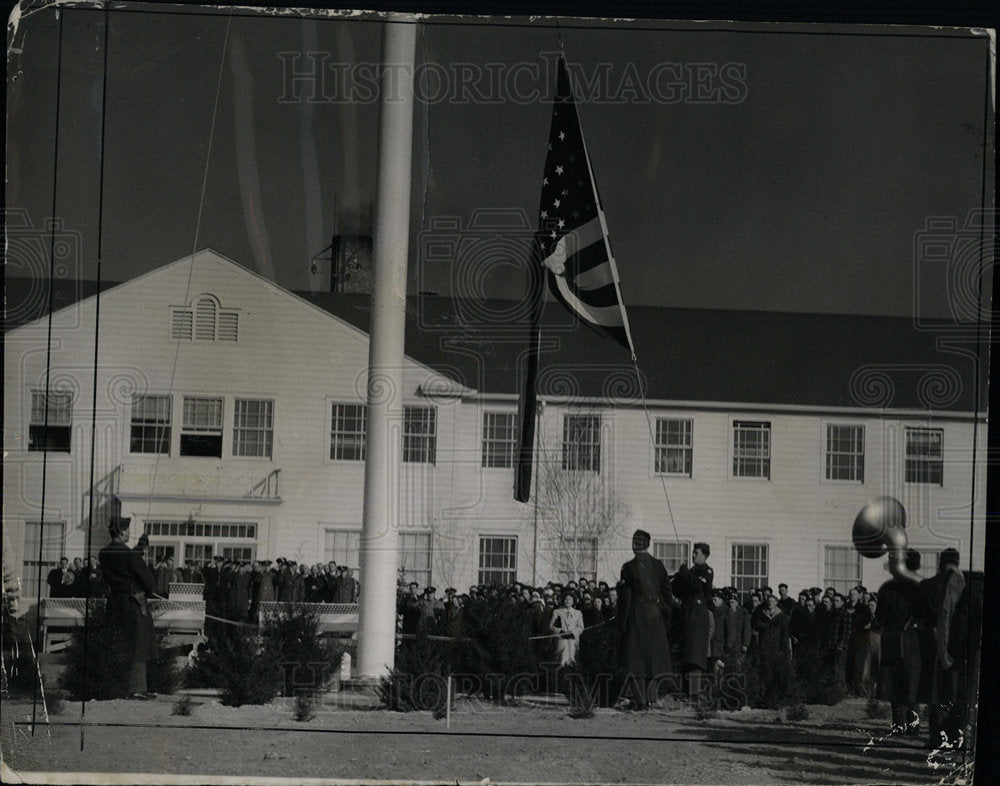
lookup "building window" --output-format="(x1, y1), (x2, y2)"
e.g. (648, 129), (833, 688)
(478, 536), (517, 585)
(149, 543), (177, 566)
(905, 428), (943, 485)
(330, 404), (366, 461)
(557, 537), (598, 584)
(146, 519), (256, 569)
(221, 545), (256, 562)
(171, 295), (238, 342)
(482, 411), (516, 468)
(653, 541), (691, 574)
(22, 520), (67, 599)
(403, 406), (436, 464)
(823, 545), (862, 595)
(733, 420), (770, 479)
(233, 399), (273, 458)
(399, 532), (432, 587)
(826, 424), (865, 482)
(562, 414), (601, 472)
(655, 418), (693, 476)
(130, 394), (172, 455)
(323, 529), (360, 578)
(29, 391), (72, 452)
(180, 397), (223, 457)
(731, 543), (769, 597)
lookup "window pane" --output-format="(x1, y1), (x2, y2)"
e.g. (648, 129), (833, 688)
(482, 412), (516, 468)
(331, 404), (367, 461)
(233, 399), (273, 458)
(562, 414), (601, 472)
(403, 407), (436, 464)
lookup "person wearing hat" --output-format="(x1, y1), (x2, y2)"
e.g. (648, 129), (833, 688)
(722, 589), (752, 671)
(672, 542), (714, 698)
(418, 586), (444, 632)
(99, 514), (158, 699)
(616, 529), (673, 710)
(551, 591), (585, 666)
(335, 565), (358, 603)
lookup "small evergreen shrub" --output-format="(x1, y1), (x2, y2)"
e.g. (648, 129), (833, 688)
(293, 692), (316, 722)
(262, 604), (343, 697)
(378, 632), (450, 712)
(187, 624), (282, 707)
(694, 695), (718, 720)
(172, 695), (194, 716)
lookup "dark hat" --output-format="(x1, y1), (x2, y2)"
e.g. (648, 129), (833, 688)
(424, 586), (436, 595)
(213, 555), (224, 562)
(445, 587), (456, 594)
(107, 516), (131, 533)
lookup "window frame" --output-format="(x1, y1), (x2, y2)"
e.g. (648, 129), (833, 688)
(821, 544), (863, 595)
(398, 531), (433, 587)
(28, 390), (73, 453)
(904, 427), (944, 486)
(730, 542), (769, 597)
(329, 402), (367, 462)
(232, 398), (274, 459)
(322, 527), (361, 579)
(22, 519), (68, 599)
(653, 417), (693, 477)
(652, 540), (691, 574)
(557, 536), (598, 584)
(824, 422), (865, 483)
(403, 406), (437, 465)
(481, 410), (517, 469)
(180, 396), (224, 457)
(562, 413), (602, 473)
(129, 394), (173, 456)
(477, 535), (518, 586)
(732, 419), (771, 480)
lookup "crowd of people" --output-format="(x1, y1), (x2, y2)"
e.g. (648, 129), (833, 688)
(47, 531), (976, 747)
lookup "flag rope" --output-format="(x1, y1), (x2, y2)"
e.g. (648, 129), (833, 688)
(632, 356), (683, 548)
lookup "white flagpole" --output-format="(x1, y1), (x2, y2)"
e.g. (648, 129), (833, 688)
(357, 14), (417, 680)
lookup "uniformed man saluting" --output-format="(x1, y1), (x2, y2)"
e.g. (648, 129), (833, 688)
(99, 514), (157, 700)
(672, 542), (714, 698)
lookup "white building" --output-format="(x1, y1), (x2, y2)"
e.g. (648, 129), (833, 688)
(4, 249), (988, 607)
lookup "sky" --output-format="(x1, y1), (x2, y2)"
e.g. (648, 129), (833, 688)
(5, 4), (995, 319)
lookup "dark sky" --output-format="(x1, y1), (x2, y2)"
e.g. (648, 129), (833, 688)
(5, 5), (994, 318)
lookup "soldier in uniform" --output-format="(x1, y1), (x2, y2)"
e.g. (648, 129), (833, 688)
(672, 542), (714, 698)
(99, 515), (157, 699)
(617, 529), (673, 710)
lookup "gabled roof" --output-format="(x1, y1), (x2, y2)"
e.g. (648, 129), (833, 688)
(5, 266), (989, 414)
(304, 292), (990, 414)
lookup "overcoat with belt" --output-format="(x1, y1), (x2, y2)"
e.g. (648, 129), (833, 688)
(617, 552), (673, 678)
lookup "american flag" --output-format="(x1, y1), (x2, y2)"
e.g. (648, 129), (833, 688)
(515, 56), (633, 503)
(535, 56), (634, 353)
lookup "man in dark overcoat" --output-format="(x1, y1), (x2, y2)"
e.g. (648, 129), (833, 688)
(617, 529), (673, 710)
(918, 547), (967, 749)
(875, 548), (923, 734)
(99, 516), (157, 699)
(672, 541), (714, 697)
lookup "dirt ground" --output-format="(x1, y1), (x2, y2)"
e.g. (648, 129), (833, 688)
(0, 692), (973, 785)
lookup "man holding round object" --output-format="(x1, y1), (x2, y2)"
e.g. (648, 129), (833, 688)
(99, 515), (157, 700)
(617, 529), (673, 710)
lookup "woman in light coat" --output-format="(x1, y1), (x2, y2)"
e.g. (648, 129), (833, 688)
(551, 592), (585, 666)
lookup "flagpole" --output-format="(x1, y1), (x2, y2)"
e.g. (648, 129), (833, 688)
(357, 14), (417, 680)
